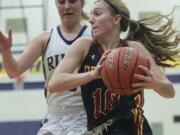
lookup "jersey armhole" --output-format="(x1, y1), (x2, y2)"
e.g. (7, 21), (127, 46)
(41, 28), (54, 60)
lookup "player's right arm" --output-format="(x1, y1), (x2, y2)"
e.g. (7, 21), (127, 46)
(0, 27), (49, 78)
(48, 37), (103, 93)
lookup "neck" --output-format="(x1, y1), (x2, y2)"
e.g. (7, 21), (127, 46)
(61, 23), (82, 33)
(97, 30), (120, 50)
(60, 23), (83, 40)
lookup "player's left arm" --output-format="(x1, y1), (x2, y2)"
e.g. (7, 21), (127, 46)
(129, 41), (175, 98)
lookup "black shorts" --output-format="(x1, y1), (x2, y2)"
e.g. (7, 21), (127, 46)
(99, 115), (152, 135)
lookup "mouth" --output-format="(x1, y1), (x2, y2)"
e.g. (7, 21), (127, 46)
(63, 13), (74, 16)
(92, 26), (97, 30)
(92, 27), (98, 32)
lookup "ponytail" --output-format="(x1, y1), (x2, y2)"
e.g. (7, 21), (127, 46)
(125, 13), (180, 67)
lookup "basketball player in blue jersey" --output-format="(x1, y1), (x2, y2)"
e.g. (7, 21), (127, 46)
(48, 0), (180, 134)
(0, 0), (92, 135)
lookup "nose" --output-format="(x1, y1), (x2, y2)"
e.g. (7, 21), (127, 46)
(89, 15), (94, 24)
(64, 1), (71, 8)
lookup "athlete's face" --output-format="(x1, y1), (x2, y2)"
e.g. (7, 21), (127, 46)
(56, 0), (83, 26)
(89, 2), (116, 39)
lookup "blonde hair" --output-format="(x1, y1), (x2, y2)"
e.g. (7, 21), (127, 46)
(96, 0), (180, 67)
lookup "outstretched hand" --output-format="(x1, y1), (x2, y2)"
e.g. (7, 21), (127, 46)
(0, 27), (12, 53)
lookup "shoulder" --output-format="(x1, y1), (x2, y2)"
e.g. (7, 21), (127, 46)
(28, 32), (50, 54)
(34, 32), (50, 46)
(33, 31), (50, 42)
(127, 40), (154, 63)
(68, 37), (92, 59)
(40, 31), (50, 38)
(127, 40), (147, 53)
(72, 37), (92, 48)
(38, 25), (58, 41)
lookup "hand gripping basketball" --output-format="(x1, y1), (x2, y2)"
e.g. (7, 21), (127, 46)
(101, 47), (150, 95)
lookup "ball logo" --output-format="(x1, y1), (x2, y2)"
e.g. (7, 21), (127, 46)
(123, 48), (133, 71)
(107, 52), (114, 68)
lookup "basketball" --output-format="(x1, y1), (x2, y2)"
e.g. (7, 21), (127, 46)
(101, 47), (149, 95)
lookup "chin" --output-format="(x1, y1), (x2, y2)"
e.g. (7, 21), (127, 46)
(92, 32), (99, 37)
(93, 34), (103, 40)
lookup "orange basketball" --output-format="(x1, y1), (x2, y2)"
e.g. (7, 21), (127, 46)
(101, 47), (149, 95)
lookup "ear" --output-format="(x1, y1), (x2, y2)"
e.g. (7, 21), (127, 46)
(113, 15), (121, 25)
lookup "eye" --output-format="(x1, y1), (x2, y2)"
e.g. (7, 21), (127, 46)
(57, 0), (65, 4)
(94, 11), (101, 16)
(57, 0), (77, 4)
(68, 0), (77, 4)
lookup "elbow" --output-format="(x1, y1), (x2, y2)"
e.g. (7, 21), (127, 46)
(47, 73), (71, 93)
(6, 71), (21, 79)
(167, 82), (176, 98)
(164, 82), (176, 98)
(156, 81), (176, 98)
(165, 92), (175, 98)
(47, 85), (62, 93)
(8, 75), (15, 79)
(168, 88), (175, 98)
(47, 85), (57, 93)
(8, 74), (18, 79)
(47, 82), (64, 93)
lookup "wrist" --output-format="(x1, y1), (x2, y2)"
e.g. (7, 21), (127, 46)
(154, 79), (171, 92)
(2, 48), (11, 56)
(89, 70), (98, 80)
(154, 79), (175, 98)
